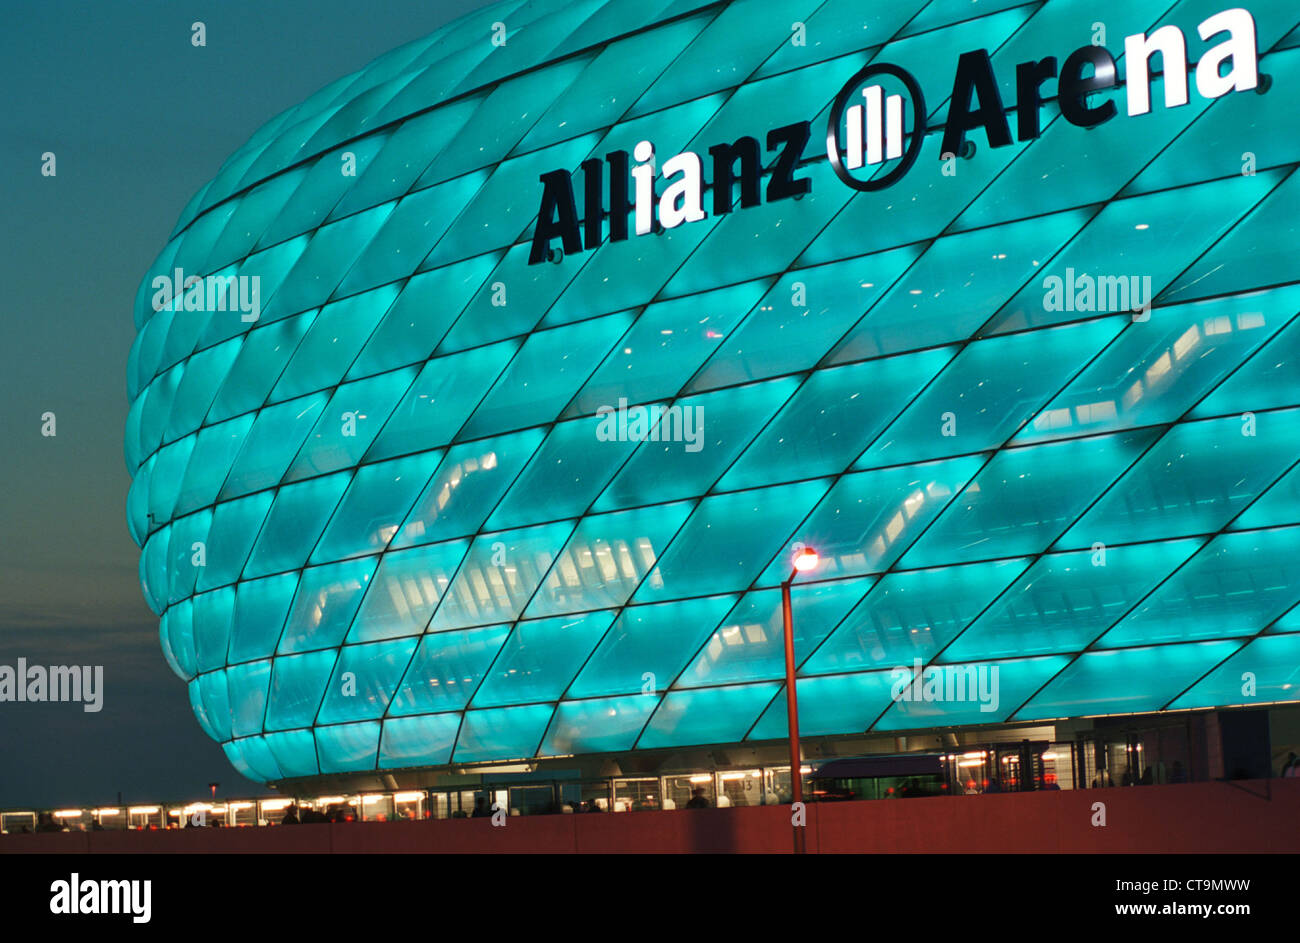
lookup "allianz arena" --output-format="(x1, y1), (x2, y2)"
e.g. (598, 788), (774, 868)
(127, 0), (1300, 794)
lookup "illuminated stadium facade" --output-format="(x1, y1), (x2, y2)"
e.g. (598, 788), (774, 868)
(127, 0), (1300, 794)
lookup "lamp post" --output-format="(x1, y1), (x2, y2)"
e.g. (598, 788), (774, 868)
(782, 545), (819, 854)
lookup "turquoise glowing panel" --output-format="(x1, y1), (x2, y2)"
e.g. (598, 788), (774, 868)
(197, 671), (232, 741)
(277, 557), (377, 654)
(1192, 314), (1300, 419)
(902, 430), (1160, 568)
(486, 417), (638, 531)
(227, 660), (273, 738)
(984, 172), (1285, 335)
(806, 131), (1030, 264)
(825, 212), (1090, 363)
(175, 417), (254, 516)
(420, 58), (593, 184)
(346, 540), (469, 643)
(367, 341), (520, 462)
(147, 436), (195, 525)
(859, 319), (1122, 469)
(257, 139), (388, 247)
(754, 3), (908, 76)
(330, 109), (462, 220)
(805, 559), (1027, 674)
(229, 572), (299, 663)
(463, 243), (583, 336)
(165, 509), (211, 605)
(208, 312), (313, 423)
(1235, 462), (1300, 530)
(541, 696), (659, 755)
(517, 17), (704, 153)
(525, 502), (694, 617)
(628, 0), (818, 117)
(453, 705), (555, 763)
(634, 480), (831, 602)
(192, 587), (236, 673)
(164, 340), (241, 441)
(762, 457), (983, 586)
(687, 248), (923, 393)
(943, 539), (1204, 662)
(196, 492), (275, 591)
(1016, 289), (1300, 444)
(224, 737), (282, 782)
(638, 682), (780, 749)
(129, 0), (1300, 781)
(472, 611), (615, 708)
(317, 638), (419, 724)
(270, 287), (397, 402)
(316, 721), (382, 772)
(876, 656), (1072, 730)
(424, 135), (600, 269)
(749, 672), (895, 740)
(162, 600), (196, 679)
(389, 624), (512, 715)
(459, 314), (632, 439)
(721, 350), (952, 491)
(1016, 642), (1244, 720)
(391, 429), (547, 548)
(261, 204), (394, 322)
(264, 729), (319, 778)
(569, 595), (739, 699)
(1060, 411), (1300, 546)
(1161, 171), (1300, 303)
(1171, 634), (1300, 710)
(567, 283), (767, 418)
(219, 392), (328, 500)
(379, 714), (461, 768)
(954, 82), (1211, 232)
(596, 378), (799, 510)
(243, 472), (351, 579)
(429, 522), (577, 631)
(284, 367), (416, 481)
(1099, 527), (1300, 648)
(679, 577), (872, 687)
(199, 237), (310, 350)
(265, 650), (335, 730)
(665, 162), (853, 299)
(338, 171), (490, 296)
(207, 169), (306, 270)
(1127, 46), (1300, 194)
(312, 451), (442, 563)
(347, 254), (497, 379)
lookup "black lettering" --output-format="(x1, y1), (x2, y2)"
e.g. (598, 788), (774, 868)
(607, 150), (630, 242)
(581, 158), (602, 250)
(1059, 46), (1118, 127)
(1015, 57), (1057, 141)
(941, 49), (1013, 156)
(707, 136), (761, 215)
(528, 169), (582, 265)
(765, 121), (812, 202)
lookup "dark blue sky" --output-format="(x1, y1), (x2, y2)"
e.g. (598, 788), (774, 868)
(0, 0), (493, 808)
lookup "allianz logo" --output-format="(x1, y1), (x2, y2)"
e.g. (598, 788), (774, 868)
(530, 7), (1263, 263)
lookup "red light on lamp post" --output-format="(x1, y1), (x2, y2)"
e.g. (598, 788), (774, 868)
(782, 545), (818, 854)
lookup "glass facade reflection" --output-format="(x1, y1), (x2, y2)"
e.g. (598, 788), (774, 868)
(127, 0), (1300, 785)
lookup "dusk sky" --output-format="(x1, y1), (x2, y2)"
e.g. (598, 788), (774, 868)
(0, 0), (494, 808)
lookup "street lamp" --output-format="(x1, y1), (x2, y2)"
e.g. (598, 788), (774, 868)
(782, 546), (818, 854)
